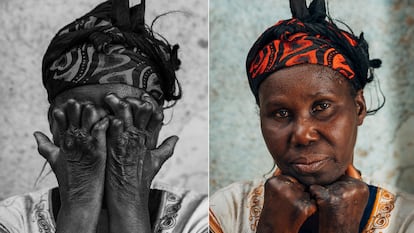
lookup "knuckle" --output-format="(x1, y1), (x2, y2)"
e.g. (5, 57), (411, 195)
(84, 103), (95, 112)
(118, 100), (130, 109)
(111, 118), (123, 126)
(142, 102), (153, 111)
(126, 97), (141, 106)
(264, 177), (283, 191)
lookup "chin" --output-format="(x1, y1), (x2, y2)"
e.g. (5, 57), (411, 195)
(294, 173), (342, 187)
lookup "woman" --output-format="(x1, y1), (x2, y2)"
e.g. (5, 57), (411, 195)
(210, 0), (414, 232)
(0, 1), (207, 232)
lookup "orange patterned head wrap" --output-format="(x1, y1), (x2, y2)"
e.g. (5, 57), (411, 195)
(246, 0), (381, 104)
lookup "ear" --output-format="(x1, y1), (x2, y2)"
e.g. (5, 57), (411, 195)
(354, 90), (367, 126)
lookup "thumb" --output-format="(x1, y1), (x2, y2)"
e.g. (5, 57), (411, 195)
(151, 136), (179, 168)
(309, 184), (329, 205)
(33, 131), (59, 165)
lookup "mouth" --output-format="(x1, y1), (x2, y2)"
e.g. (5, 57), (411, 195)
(290, 157), (332, 174)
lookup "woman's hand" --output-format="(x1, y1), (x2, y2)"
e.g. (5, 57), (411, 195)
(310, 176), (369, 233)
(104, 93), (178, 233)
(34, 99), (108, 233)
(257, 175), (317, 233)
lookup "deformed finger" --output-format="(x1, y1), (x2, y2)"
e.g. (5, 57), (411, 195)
(147, 110), (163, 133)
(91, 117), (109, 148)
(66, 99), (81, 128)
(105, 94), (133, 128)
(108, 118), (124, 139)
(52, 108), (67, 134)
(82, 104), (100, 132)
(132, 100), (153, 130)
(309, 184), (330, 204)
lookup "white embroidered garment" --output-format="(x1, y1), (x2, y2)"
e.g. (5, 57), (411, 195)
(0, 182), (208, 233)
(210, 179), (414, 233)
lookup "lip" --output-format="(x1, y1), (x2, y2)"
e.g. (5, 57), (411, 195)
(290, 157), (332, 174)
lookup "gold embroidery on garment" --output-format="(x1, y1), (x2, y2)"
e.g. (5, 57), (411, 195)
(362, 188), (396, 233)
(248, 182), (264, 232)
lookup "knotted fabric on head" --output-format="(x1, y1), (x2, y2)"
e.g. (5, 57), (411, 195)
(42, 0), (181, 103)
(246, 0), (381, 104)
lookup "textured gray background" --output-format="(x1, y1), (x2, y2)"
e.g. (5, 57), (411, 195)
(0, 0), (208, 200)
(210, 0), (414, 194)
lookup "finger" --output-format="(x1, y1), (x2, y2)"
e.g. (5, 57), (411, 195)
(52, 108), (67, 134)
(105, 94), (133, 128)
(147, 110), (163, 132)
(151, 136), (179, 169)
(66, 99), (81, 128)
(125, 97), (148, 129)
(108, 118), (124, 139)
(33, 131), (59, 166)
(277, 175), (304, 191)
(91, 117), (109, 147)
(81, 104), (100, 132)
(309, 185), (330, 204)
(132, 100), (153, 130)
(141, 92), (159, 108)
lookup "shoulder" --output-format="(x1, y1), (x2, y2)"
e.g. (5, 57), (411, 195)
(151, 182), (208, 233)
(363, 183), (414, 233)
(210, 179), (265, 233)
(0, 188), (55, 233)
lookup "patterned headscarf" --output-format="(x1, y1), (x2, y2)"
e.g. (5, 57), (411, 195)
(42, 0), (181, 103)
(246, 0), (381, 104)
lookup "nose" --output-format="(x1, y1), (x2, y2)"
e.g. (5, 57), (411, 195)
(290, 117), (319, 147)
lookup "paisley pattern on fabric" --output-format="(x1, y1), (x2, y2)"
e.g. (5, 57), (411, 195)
(156, 192), (182, 233)
(44, 15), (161, 101)
(33, 198), (55, 233)
(362, 188), (396, 233)
(247, 182), (264, 232)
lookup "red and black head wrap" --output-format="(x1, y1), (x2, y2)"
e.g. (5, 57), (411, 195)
(246, 0), (381, 104)
(42, 0), (181, 103)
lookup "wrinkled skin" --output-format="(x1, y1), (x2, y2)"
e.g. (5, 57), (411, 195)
(104, 93), (178, 232)
(34, 84), (178, 233)
(310, 176), (369, 233)
(34, 100), (109, 233)
(256, 175), (317, 233)
(256, 64), (369, 233)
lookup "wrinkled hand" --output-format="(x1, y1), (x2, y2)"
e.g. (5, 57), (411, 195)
(104, 93), (178, 232)
(310, 176), (369, 233)
(34, 99), (108, 232)
(257, 175), (317, 233)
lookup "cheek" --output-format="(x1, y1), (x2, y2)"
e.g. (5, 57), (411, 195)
(325, 115), (358, 163)
(260, 119), (289, 160)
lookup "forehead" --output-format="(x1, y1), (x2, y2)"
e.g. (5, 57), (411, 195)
(53, 84), (147, 106)
(258, 64), (352, 105)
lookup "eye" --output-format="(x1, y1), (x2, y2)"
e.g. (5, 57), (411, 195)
(312, 102), (331, 113)
(274, 109), (290, 118)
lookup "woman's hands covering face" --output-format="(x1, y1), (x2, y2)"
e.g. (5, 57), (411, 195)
(103, 93), (178, 232)
(34, 93), (177, 233)
(34, 100), (109, 232)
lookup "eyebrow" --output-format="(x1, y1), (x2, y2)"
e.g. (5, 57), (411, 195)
(307, 89), (337, 98)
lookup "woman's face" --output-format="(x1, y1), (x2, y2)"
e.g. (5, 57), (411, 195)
(258, 64), (366, 186)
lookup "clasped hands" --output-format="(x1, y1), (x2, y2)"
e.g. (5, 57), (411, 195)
(33, 93), (177, 233)
(257, 174), (369, 233)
